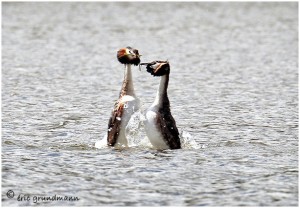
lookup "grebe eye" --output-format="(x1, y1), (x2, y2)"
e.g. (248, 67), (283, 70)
(125, 48), (133, 55)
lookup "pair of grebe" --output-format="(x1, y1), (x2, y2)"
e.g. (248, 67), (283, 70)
(107, 46), (181, 150)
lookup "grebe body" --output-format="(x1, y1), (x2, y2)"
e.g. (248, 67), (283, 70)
(107, 47), (141, 147)
(142, 61), (181, 150)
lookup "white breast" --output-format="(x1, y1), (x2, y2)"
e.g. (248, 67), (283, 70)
(114, 95), (140, 148)
(144, 109), (169, 150)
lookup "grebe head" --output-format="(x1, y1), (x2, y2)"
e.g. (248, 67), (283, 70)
(141, 61), (170, 76)
(117, 46), (141, 66)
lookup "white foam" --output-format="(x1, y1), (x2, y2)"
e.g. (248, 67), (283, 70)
(95, 133), (108, 149)
(95, 116), (201, 150)
(180, 130), (202, 149)
(126, 110), (146, 147)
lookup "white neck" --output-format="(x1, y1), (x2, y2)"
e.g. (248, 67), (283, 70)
(152, 75), (168, 107)
(123, 64), (135, 96)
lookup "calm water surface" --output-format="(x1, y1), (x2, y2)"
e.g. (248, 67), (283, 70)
(2, 2), (298, 206)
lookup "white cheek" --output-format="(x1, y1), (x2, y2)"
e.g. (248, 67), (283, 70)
(126, 48), (133, 55)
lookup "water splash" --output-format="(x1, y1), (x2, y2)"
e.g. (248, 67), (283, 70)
(95, 112), (201, 150)
(95, 110), (149, 149)
(180, 130), (203, 149)
(94, 133), (108, 149)
(126, 110), (149, 147)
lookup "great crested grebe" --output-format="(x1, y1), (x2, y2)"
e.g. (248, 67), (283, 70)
(107, 46), (141, 147)
(141, 61), (181, 150)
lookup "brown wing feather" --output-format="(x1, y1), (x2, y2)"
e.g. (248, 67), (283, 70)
(107, 100), (124, 146)
(157, 109), (181, 149)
